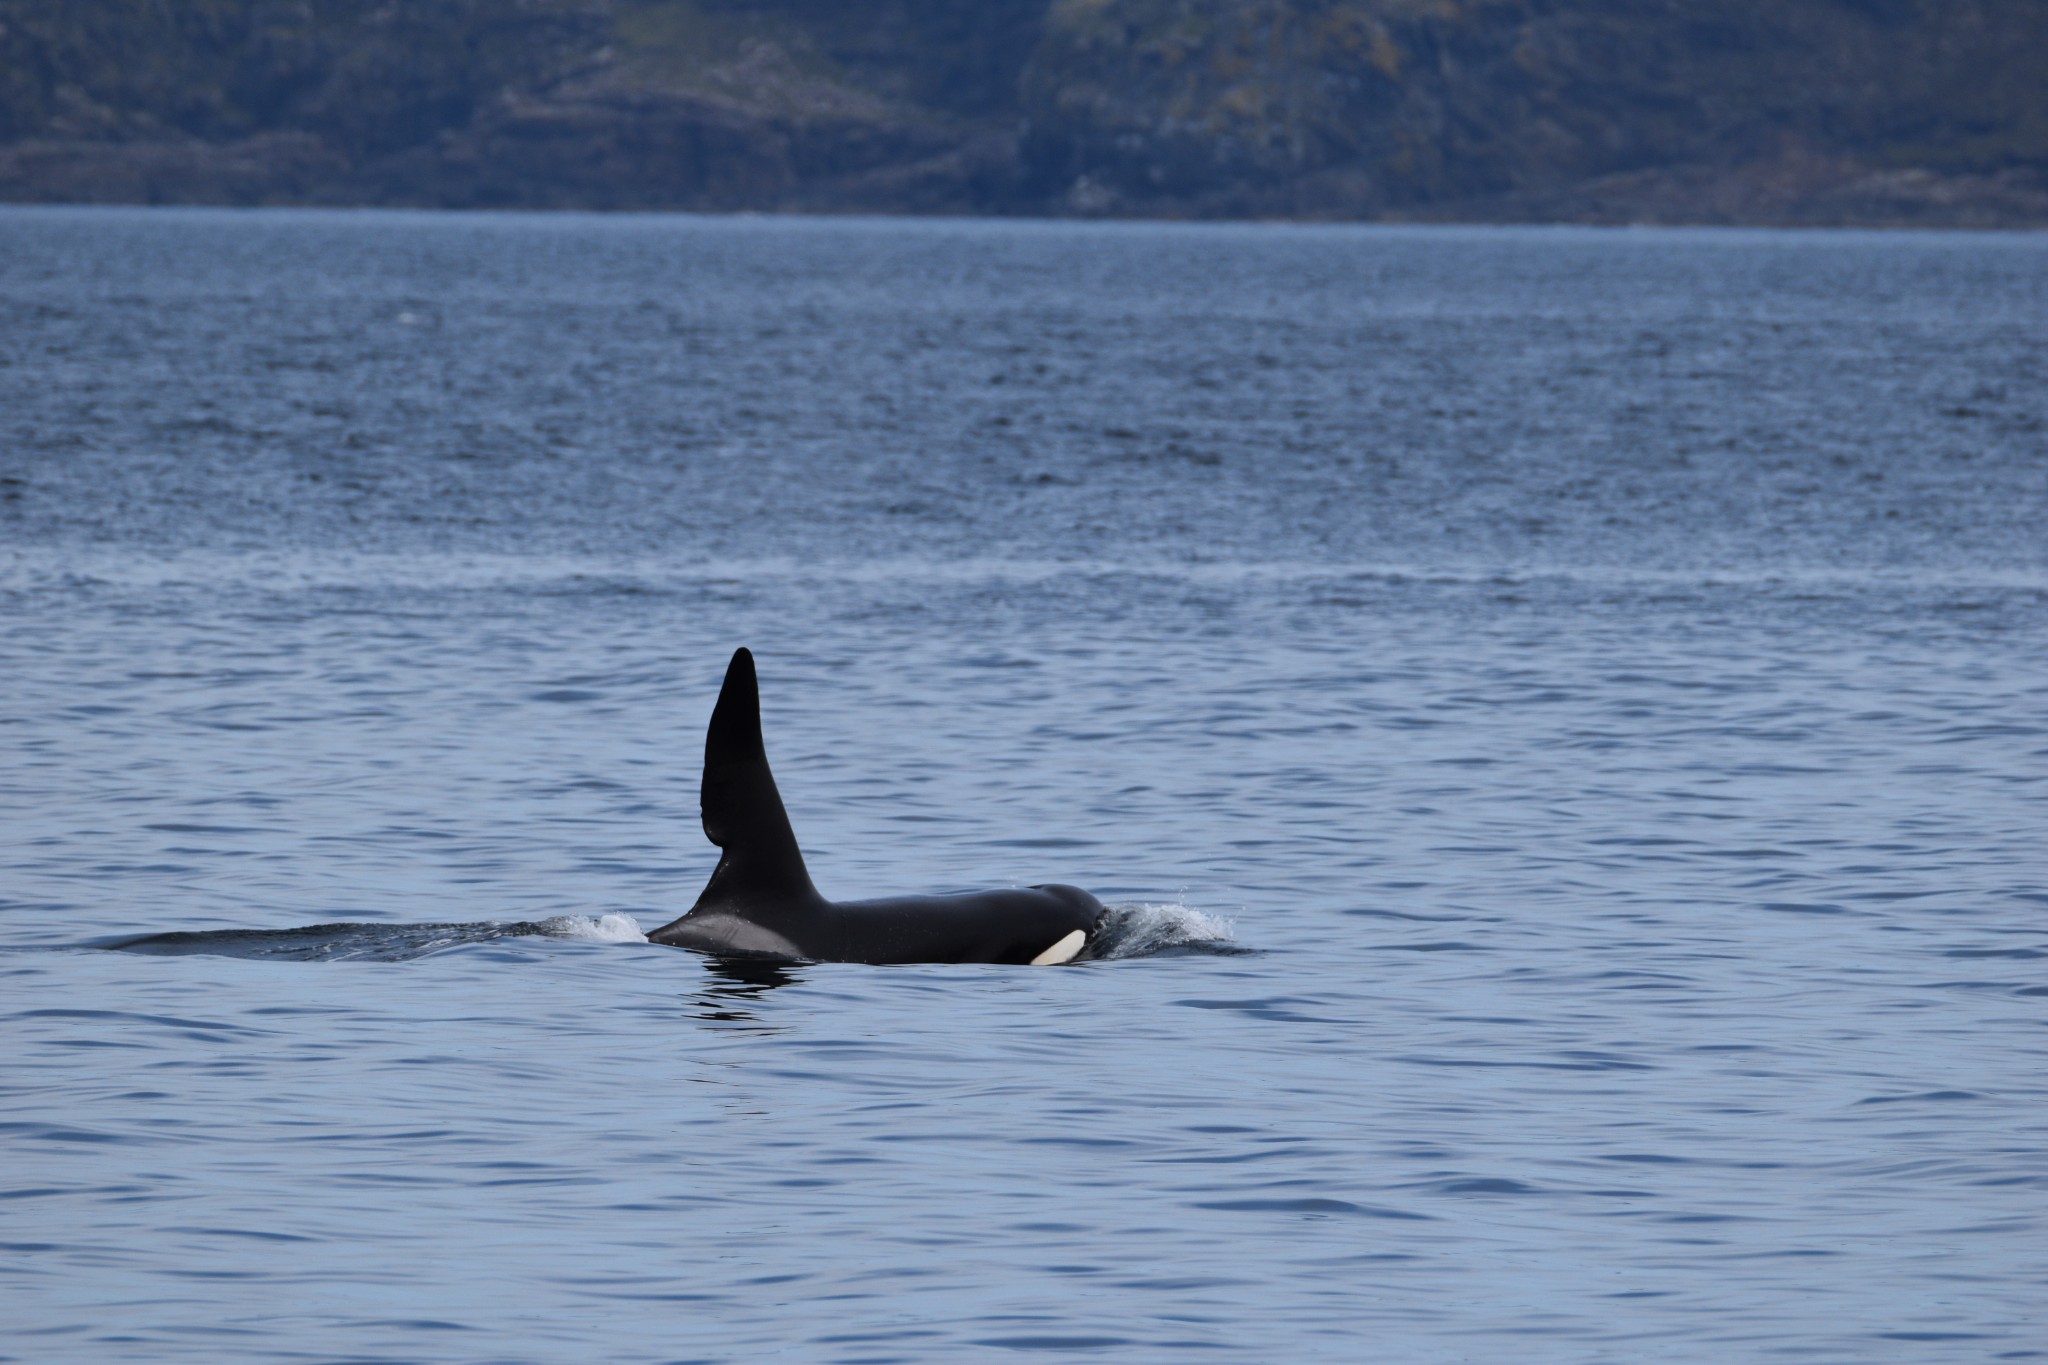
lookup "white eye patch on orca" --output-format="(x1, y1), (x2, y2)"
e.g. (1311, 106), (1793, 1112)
(1029, 930), (1087, 967)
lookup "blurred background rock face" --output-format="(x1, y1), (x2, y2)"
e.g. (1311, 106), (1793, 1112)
(2, 0), (2044, 224)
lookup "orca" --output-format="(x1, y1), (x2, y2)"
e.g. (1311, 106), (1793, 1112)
(646, 649), (1105, 966)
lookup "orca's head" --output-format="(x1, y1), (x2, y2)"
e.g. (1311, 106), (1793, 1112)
(1032, 882), (1107, 925)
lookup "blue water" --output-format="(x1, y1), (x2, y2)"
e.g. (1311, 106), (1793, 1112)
(3, 208), (2045, 1363)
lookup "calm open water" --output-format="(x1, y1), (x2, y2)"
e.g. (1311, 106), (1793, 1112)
(3, 209), (2045, 1363)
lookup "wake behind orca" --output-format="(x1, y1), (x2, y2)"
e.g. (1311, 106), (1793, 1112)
(645, 648), (1106, 966)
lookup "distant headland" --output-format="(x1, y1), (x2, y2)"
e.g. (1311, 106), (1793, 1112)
(4, 0), (2044, 227)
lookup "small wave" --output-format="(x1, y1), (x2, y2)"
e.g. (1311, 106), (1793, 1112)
(8, 547), (2044, 600)
(538, 913), (649, 944)
(100, 914), (648, 962)
(1089, 900), (1245, 960)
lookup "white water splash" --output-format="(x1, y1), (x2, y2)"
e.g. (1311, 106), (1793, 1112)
(538, 913), (650, 944)
(1091, 900), (1240, 960)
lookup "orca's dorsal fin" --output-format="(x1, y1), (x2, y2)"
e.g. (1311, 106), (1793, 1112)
(691, 648), (819, 912)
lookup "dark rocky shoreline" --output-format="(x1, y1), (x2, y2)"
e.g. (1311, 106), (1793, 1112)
(4, 1), (2044, 227)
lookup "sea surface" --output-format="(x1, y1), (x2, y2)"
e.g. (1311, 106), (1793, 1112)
(2, 208), (2045, 1363)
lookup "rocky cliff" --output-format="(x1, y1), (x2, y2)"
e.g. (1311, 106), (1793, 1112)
(1021, 0), (2048, 223)
(2, 0), (2044, 224)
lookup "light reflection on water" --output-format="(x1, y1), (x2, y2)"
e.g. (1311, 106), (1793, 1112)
(2, 209), (2044, 1363)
